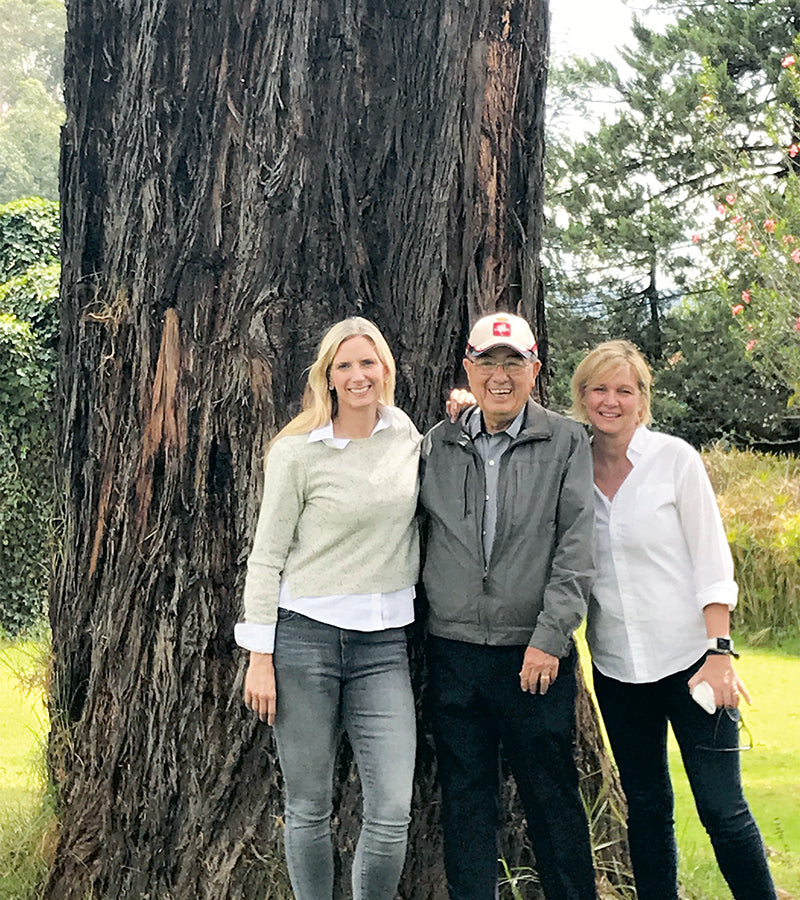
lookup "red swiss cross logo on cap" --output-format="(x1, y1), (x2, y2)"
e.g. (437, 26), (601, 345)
(492, 322), (511, 337)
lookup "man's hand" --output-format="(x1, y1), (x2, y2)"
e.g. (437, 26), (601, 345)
(520, 647), (560, 695)
(244, 651), (277, 724)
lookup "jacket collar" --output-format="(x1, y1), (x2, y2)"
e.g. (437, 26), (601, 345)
(444, 398), (553, 447)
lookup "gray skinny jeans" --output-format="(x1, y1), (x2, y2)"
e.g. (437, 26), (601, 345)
(273, 610), (416, 900)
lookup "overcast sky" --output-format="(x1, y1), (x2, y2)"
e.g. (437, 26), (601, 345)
(549, 0), (676, 64)
(549, 0), (635, 60)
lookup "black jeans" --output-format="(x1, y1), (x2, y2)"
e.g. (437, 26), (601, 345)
(593, 659), (777, 900)
(428, 637), (597, 900)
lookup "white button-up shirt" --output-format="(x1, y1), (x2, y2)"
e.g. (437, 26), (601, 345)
(588, 426), (737, 683)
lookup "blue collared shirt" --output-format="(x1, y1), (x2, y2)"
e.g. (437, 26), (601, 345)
(465, 405), (526, 562)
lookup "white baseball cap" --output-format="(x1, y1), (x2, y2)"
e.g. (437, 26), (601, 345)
(466, 313), (538, 358)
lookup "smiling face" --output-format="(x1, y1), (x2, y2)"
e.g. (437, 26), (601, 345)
(463, 347), (540, 433)
(582, 365), (645, 442)
(328, 335), (388, 417)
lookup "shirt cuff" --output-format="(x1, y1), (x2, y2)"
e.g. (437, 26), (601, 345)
(234, 622), (276, 654)
(697, 581), (738, 611)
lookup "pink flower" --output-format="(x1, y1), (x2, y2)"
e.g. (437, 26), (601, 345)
(691, 233), (701, 244)
(716, 203), (727, 215)
(783, 234), (796, 244)
(731, 304), (745, 316)
(791, 248), (800, 263)
(764, 218), (777, 233)
(789, 144), (799, 158)
(794, 316), (800, 332)
(731, 214), (744, 225)
(746, 339), (757, 351)
(741, 290), (751, 303)
(782, 54), (796, 68)
(726, 194), (737, 205)
(735, 235), (747, 249)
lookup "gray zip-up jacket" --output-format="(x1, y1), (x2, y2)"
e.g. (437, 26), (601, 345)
(419, 399), (595, 657)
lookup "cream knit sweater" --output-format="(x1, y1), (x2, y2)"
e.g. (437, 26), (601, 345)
(242, 407), (421, 627)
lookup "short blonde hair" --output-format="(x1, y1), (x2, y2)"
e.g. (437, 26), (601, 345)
(569, 340), (653, 426)
(274, 317), (396, 442)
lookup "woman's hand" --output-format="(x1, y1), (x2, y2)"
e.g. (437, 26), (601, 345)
(244, 652), (277, 725)
(688, 654), (751, 710)
(446, 388), (476, 422)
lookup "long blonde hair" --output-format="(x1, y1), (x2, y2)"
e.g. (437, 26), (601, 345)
(273, 317), (397, 442)
(569, 339), (653, 426)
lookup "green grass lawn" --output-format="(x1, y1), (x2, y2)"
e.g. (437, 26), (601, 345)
(0, 641), (47, 807)
(0, 639), (50, 900)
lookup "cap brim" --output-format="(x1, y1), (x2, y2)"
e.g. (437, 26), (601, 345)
(467, 342), (535, 358)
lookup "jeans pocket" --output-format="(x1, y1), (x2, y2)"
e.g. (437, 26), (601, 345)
(277, 607), (302, 623)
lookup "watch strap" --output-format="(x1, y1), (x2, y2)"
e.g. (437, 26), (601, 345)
(706, 636), (739, 659)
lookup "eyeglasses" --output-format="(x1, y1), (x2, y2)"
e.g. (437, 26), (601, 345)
(468, 357), (531, 374)
(697, 707), (754, 753)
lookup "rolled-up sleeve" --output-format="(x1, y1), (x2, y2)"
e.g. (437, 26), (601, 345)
(676, 449), (738, 611)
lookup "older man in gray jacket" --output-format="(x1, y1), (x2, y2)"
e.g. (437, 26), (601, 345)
(419, 312), (597, 900)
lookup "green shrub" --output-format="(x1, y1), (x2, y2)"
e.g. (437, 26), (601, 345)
(0, 198), (59, 283)
(702, 446), (800, 640)
(0, 314), (55, 633)
(0, 200), (59, 635)
(0, 262), (59, 347)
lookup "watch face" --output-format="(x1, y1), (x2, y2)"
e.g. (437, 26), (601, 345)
(716, 637), (733, 651)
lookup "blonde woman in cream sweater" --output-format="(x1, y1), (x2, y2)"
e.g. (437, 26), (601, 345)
(235, 317), (421, 900)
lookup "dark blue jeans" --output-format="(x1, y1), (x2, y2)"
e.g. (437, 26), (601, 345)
(593, 659), (777, 900)
(428, 638), (597, 900)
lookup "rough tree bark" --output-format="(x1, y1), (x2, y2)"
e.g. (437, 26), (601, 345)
(49, 1), (630, 898)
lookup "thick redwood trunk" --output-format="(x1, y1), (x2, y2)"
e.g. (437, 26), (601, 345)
(49, 1), (627, 897)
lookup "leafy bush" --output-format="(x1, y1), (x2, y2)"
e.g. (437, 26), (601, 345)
(0, 314), (55, 633)
(654, 296), (800, 449)
(703, 446), (800, 640)
(0, 198), (59, 283)
(0, 263), (59, 349)
(0, 199), (59, 634)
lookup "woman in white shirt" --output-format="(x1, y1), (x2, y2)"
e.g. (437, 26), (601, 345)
(570, 340), (777, 900)
(235, 317), (421, 900)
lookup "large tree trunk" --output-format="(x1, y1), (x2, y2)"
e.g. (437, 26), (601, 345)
(48, 1), (629, 897)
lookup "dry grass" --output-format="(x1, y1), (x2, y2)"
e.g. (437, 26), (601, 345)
(702, 446), (800, 640)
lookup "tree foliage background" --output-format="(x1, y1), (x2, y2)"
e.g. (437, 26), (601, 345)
(0, 0), (64, 202)
(544, 0), (800, 449)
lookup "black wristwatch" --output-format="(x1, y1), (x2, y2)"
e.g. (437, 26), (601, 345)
(706, 637), (740, 659)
